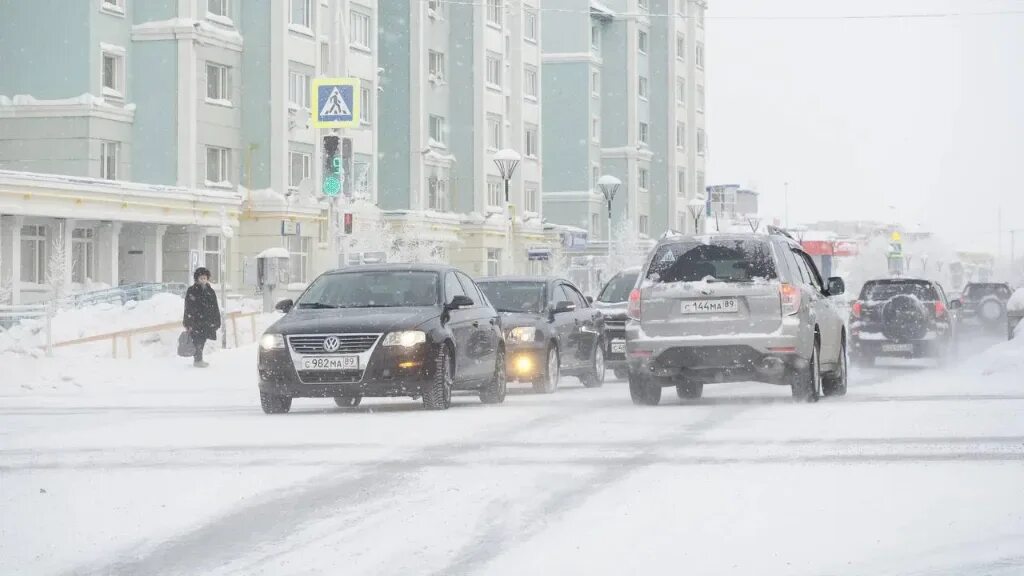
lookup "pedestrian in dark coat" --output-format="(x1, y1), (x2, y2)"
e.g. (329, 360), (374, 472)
(183, 267), (220, 367)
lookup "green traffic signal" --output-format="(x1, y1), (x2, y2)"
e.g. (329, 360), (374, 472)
(323, 174), (341, 197)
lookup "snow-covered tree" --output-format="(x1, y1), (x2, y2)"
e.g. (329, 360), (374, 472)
(46, 224), (71, 302)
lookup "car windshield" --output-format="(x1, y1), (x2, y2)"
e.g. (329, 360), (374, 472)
(296, 271), (439, 308)
(646, 239), (777, 283)
(861, 281), (938, 302)
(478, 282), (545, 314)
(598, 271), (640, 303)
(964, 284), (1011, 299)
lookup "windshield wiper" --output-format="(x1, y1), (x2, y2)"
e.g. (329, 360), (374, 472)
(298, 302), (339, 309)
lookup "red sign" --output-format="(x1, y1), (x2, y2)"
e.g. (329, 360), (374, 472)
(800, 240), (858, 257)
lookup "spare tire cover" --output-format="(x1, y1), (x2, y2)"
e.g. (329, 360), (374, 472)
(978, 296), (1006, 325)
(882, 295), (929, 341)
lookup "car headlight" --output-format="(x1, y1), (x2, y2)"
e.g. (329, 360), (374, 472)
(508, 326), (537, 343)
(383, 330), (427, 347)
(260, 333), (285, 351)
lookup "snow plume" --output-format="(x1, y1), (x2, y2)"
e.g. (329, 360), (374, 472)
(345, 219), (447, 265)
(601, 217), (652, 278)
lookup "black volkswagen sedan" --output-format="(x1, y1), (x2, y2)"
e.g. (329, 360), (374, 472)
(258, 264), (506, 413)
(593, 267), (640, 380)
(476, 277), (606, 393)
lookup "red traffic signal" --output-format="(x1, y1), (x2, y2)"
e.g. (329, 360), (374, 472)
(343, 213), (353, 235)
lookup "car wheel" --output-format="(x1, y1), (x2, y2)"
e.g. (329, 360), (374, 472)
(580, 340), (606, 388)
(675, 379), (703, 400)
(532, 345), (560, 394)
(333, 395), (362, 408)
(629, 371), (662, 406)
(822, 338), (848, 397)
(480, 348), (507, 404)
(260, 391), (292, 414)
(791, 340), (821, 403)
(423, 345), (454, 410)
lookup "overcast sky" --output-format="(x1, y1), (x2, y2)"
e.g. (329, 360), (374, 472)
(706, 0), (1024, 254)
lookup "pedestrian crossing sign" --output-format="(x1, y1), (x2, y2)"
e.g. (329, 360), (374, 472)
(311, 77), (360, 128)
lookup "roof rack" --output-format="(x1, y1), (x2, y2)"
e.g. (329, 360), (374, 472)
(765, 225), (796, 241)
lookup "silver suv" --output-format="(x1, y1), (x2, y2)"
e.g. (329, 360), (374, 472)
(625, 230), (848, 405)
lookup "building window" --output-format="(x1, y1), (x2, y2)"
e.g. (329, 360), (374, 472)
(428, 0), (440, 14)
(697, 171), (706, 196)
(289, 151), (311, 190)
(427, 174), (449, 211)
(204, 235), (221, 283)
(487, 178), (503, 207)
(638, 76), (648, 99)
(320, 41), (330, 70)
(592, 70), (600, 97)
(102, 0), (125, 13)
(206, 62), (231, 102)
(350, 10), (371, 51)
(206, 146), (230, 184)
(360, 84), (371, 124)
(638, 167), (649, 190)
(677, 0), (687, 15)
(428, 50), (446, 81)
(100, 141), (119, 180)
(290, 0), (311, 28)
(286, 235), (311, 283)
(591, 116), (599, 141)
(101, 49), (124, 97)
(638, 30), (648, 53)
(676, 122), (686, 149)
(71, 228), (96, 284)
(696, 42), (705, 69)
(289, 69), (310, 108)
(591, 25), (600, 52)
(524, 9), (538, 42)
(486, 52), (502, 88)
(487, 248), (502, 276)
(525, 182), (539, 212)
(698, 3), (705, 27)
(697, 128), (707, 155)
(487, 114), (502, 150)
(639, 122), (649, 145)
(487, 0), (502, 26)
(697, 84), (705, 112)
(638, 215), (649, 235)
(677, 168), (687, 196)
(676, 76), (686, 105)
(207, 0), (229, 18)
(20, 225), (47, 285)
(525, 125), (539, 158)
(638, 0), (649, 10)
(429, 114), (446, 145)
(591, 213), (600, 236)
(524, 66), (538, 99)
(677, 34), (686, 60)
(592, 165), (600, 189)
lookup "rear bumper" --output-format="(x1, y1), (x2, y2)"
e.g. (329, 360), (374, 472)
(851, 336), (948, 359)
(258, 345), (437, 398)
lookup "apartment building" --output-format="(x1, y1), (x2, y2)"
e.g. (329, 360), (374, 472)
(378, 0), (549, 276)
(0, 0), (378, 302)
(541, 0), (708, 245)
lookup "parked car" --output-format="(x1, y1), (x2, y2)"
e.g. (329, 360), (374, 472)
(955, 282), (1013, 331)
(849, 278), (958, 366)
(476, 276), (606, 393)
(625, 230), (848, 405)
(257, 264), (506, 413)
(593, 267), (641, 380)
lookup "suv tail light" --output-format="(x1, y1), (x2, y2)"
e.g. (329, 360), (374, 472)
(934, 300), (947, 318)
(627, 289), (642, 320)
(851, 301), (862, 318)
(780, 283), (801, 316)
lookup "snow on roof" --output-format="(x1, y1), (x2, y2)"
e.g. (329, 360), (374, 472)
(257, 247), (290, 259)
(133, 18), (243, 46)
(591, 0), (616, 17)
(1008, 288), (1024, 312)
(0, 93), (137, 112)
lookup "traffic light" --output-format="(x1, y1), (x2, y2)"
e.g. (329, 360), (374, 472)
(343, 213), (353, 235)
(323, 135), (342, 197)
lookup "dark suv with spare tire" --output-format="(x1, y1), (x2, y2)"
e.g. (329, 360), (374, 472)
(849, 278), (958, 366)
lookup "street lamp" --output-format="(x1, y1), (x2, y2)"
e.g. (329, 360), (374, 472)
(687, 196), (706, 233)
(597, 174), (621, 263)
(493, 149), (521, 275)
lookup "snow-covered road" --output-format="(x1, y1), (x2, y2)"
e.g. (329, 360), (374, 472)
(3, 332), (1023, 575)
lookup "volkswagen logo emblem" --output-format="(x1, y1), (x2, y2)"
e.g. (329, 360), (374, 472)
(322, 336), (341, 353)
(700, 287), (714, 296)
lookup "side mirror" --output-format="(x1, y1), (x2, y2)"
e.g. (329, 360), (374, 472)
(553, 300), (577, 314)
(586, 295), (594, 305)
(826, 277), (845, 296)
(447, 295), (474, 310)
(275, 299), (294, 313)
(950, 299), (962, 310)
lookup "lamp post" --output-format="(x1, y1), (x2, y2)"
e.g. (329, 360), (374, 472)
(687, 196), (706, 234)
(493, 149), (521, 275)
(597, 174), (621, 263)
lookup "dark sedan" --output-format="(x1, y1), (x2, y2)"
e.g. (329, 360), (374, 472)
(593, 267), (640, 380)
(258, 264), (506, 413)
(476, 276), (606, 393)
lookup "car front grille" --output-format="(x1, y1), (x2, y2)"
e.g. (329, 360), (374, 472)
(296, 370), (363, 383)
(288, 334), (381, 355)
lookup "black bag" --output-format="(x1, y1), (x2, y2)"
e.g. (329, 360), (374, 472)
(177, 331), (195, 357)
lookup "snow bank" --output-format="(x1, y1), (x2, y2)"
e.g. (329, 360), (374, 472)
(1007, 287), (1024, 312)
(257, 247), (290, 259)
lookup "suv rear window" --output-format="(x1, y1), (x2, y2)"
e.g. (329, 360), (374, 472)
(963, 284), (1011, 300)
(597, 271), (639, 303)
(860, 281), (938, 302)
(646, 239), (778, 283)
